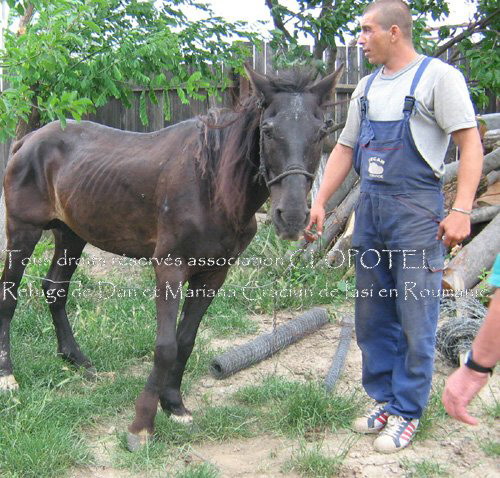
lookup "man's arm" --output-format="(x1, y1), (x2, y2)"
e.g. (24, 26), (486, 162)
(436, 127), (483, 248)
(304, 143), (353, 241)
(442, 288), (500, 425)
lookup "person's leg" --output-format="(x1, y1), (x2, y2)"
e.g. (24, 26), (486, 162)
(383, 243), (443, 419)
(355, 247), (401, 404)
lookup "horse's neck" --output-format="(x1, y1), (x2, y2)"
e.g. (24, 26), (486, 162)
(239, 146), (270, 225)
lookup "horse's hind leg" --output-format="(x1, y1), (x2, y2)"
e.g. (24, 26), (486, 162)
(0, 222), (43, 391)
(42, 227), (93, 372)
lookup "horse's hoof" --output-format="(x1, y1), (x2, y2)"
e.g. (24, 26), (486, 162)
(0, 375), (19, 392)
(83, 366), (98, 380)
(126, 430), (151, 452)
(170, 413), (193, 425)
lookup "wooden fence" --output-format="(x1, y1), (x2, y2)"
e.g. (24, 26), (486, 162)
(0, 43), (496, 176)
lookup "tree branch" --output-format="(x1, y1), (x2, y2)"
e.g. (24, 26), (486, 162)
(312, 0), (334, 61)
(16, 2), (35, 35)
(265, 0), (293, 43)
(433, 8), (500, 58)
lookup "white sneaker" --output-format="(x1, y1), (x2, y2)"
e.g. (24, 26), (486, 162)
(353, 402), (390, 434)
(373, 415), (419, 453)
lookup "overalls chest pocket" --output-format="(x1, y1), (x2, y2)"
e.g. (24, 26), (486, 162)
(359, 132), (405, 183)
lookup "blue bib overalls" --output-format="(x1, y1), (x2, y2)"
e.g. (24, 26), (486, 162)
(352, 57), (445, 419)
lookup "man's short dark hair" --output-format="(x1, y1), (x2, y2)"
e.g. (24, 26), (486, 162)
(364, 0), (413, 40)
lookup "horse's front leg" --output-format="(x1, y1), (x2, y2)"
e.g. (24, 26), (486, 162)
(127, 263), (185, 451)
(160, 267), (229, 423)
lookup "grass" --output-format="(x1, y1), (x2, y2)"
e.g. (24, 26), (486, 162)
(480, 396), (500, 421)
(235, 376), (362, 437)
(283, 440), (353, 478)
(400, 458), (449, 477)
(0, 226), (353, 477)
(480, 439), (500, 457)
(176, 463), (220, 478)
(416, 383), (449, 441)
(215, 223), (353, 315)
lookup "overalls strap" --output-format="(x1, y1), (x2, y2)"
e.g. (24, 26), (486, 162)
(364, 67), (382, 96)
(360, 67), (382, 117)
(403, 56), (433, 114)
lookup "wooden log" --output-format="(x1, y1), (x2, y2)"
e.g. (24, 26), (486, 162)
(476, 181), (500, 207)
(471, 205), (500, 224)
(304, 182), (360, 258)
(326, 210), (355, 266)
(442, 212), (500, 290)
(444, 147), (500, 184)
(483, 129), (500, 153)
(486, 170), (500, 185)
(325, 168), (359, 213)
(477, 113), (500, 131)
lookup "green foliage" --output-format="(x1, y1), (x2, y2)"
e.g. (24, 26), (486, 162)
(0, 0), (255, 141)
(267, 1), (497, 107)
(456, 0), (500, 108)
(267, 0), (366, 70)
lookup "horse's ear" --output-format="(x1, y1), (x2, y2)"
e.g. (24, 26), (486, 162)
(308, 64), (345, 106)
(244, 63), (274, 105)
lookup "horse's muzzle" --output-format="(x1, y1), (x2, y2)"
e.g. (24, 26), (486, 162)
(273, 207), (309, 241)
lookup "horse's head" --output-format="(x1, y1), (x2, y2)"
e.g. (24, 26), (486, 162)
(245, 65), (344, 240)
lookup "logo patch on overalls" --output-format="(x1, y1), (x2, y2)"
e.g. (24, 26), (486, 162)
(368, 157), (385, 178)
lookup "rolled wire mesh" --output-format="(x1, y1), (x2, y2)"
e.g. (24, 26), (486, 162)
(436, 296), (487, 367)
(210, 307), (329, 379)
(324, 316), (354, 392)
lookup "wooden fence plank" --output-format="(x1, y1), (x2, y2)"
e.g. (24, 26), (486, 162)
(336, 46), (348, 84)
(347, 46), (360, 85)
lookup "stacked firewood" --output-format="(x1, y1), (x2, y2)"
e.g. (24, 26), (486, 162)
(304, 113), (500, 296)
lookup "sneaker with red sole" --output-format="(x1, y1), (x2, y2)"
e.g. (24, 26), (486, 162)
(373, 415), (419, 453)
(353, 402), (390, 434)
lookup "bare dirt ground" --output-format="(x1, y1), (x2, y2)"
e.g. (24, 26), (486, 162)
(70, 247), (499, 478)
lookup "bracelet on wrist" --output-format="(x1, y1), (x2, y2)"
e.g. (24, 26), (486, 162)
(464, 350), (494, 376)
(451, 207), (472, 215)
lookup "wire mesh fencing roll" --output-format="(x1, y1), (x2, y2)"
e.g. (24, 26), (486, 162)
(436, 296), (487, 367)
(324, 315), (354, 392)
(210, 307), (329, 379)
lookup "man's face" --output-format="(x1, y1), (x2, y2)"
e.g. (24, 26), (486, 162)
(358, 11), (391, 65)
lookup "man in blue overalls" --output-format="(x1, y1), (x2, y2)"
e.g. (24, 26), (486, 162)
(306, 0), (484, 453)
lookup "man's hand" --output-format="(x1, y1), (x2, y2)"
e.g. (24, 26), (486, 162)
(436, 210), (471, 248)
(304, 203), (326, 242)
(442, 365), (489, 425)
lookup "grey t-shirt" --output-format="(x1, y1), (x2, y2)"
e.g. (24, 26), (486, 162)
(338, 55), (477, 178)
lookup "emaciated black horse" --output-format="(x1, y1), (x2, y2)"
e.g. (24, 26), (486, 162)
(0, 65), (343, 449)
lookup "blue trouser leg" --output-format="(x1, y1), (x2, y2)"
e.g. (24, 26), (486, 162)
(355, 247), (399, 404)
(354, 245), (442, 419)
(386, 248), (442, 418)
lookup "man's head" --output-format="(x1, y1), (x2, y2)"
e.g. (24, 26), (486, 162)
(358, 0), (413, 65)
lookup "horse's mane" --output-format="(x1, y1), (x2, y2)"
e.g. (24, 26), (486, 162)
(196, 69), (317, 225)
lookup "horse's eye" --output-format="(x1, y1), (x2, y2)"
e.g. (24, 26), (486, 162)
(261, 122), (274, 138)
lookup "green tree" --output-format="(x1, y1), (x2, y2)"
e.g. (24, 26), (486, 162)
(265, 0), (499, 106)
(0, 0), (254, 142)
